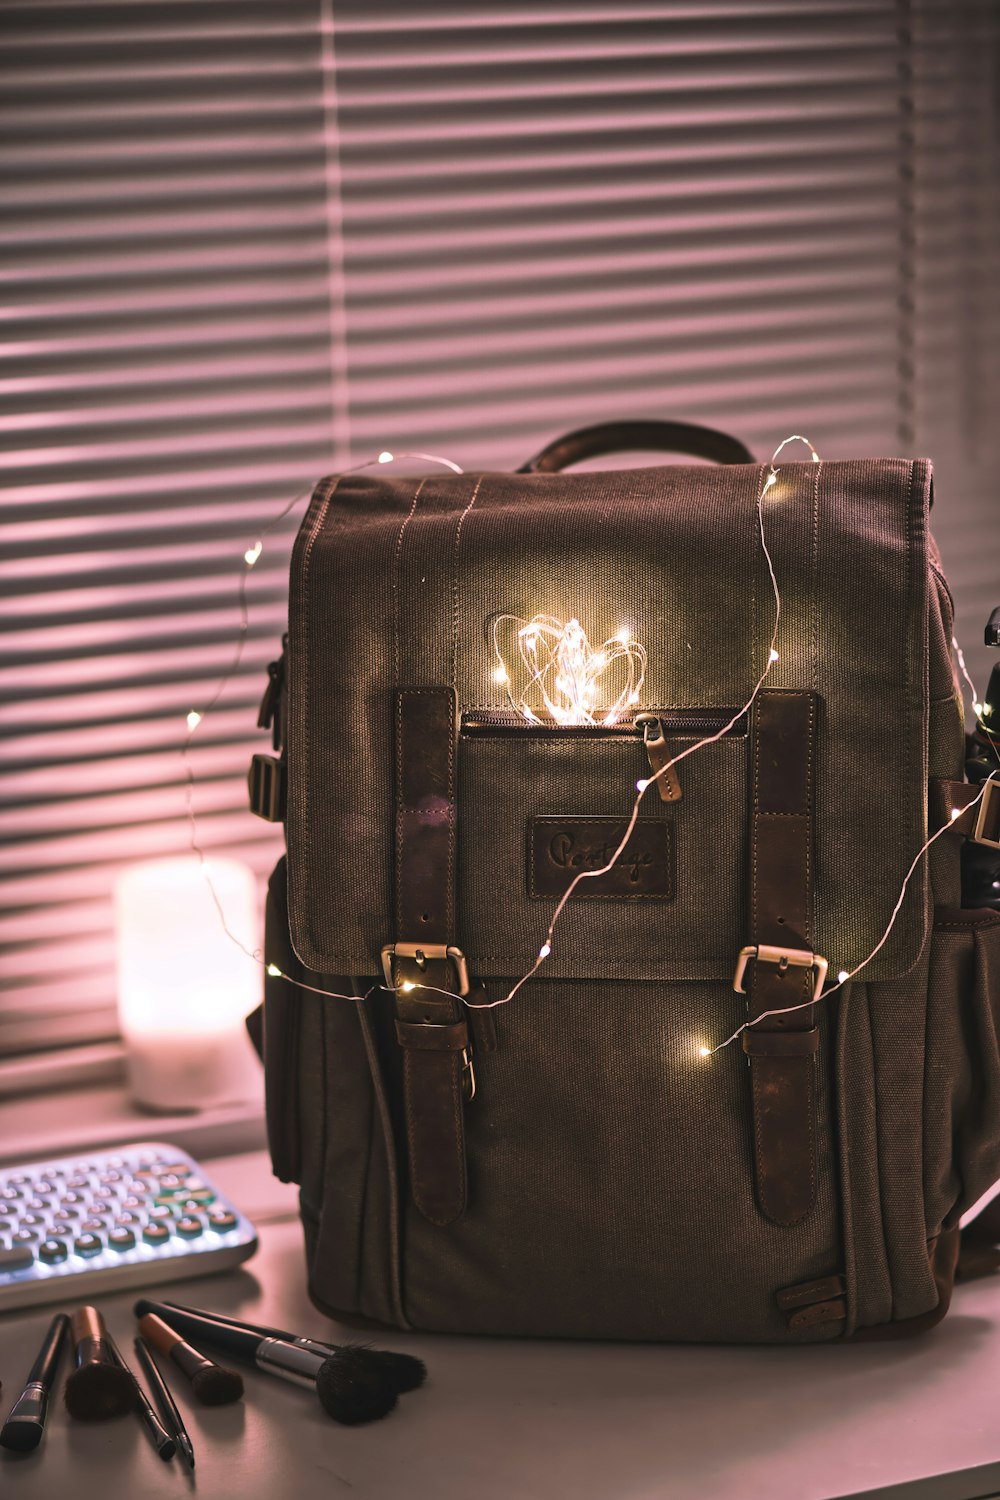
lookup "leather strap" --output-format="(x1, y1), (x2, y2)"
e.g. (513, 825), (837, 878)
(518, 419), (755, 473)
(743, 690), (820, 1227)
(392, 686), (469, 1226)
(931, 776), (1000, 843)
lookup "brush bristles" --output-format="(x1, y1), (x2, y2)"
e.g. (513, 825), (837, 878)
(189, 1364), (244, 1407)
(375, 1349), (427, 1394)
(63, 1363), (135, 1422)
(342, 1344), (426, 1395)
(315, 1349), (398, 1425)
(0, 1419), (43, 1453)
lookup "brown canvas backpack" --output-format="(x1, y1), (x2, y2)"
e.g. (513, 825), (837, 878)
(249, 420), (1000, 1343)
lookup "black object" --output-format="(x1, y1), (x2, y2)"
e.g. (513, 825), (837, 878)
(63, 1306), (134, 1421)
(518, 418), (756, 473)
(157, 1297), (426, 1394)
(105, 1333), (175, 1462)
(134, 1337), (195, 1471)
(0, 1312), (69, 1452)
(962, 606), (1000, 911)
(134, 1299), (398, 1425)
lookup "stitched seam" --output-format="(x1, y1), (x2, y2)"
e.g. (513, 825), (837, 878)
(298, 476), (343, 955)
(451, 475), (484, 694)
(811, 460), (822, 695)
(392, 478), (425, 687)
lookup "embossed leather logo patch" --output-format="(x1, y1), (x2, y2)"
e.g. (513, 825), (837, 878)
(528, 817), (674, 901)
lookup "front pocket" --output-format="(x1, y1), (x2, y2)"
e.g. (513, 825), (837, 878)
(457, 710), (748, 980)
(923, 906), (1000, 1234)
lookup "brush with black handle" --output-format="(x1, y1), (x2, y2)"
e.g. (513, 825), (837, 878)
(0, 1312), (69, 1451)
(152, 1297), (426, 1394)
(134, 1299), (400, 1424)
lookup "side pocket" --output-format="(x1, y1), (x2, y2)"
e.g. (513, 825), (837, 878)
(262, 857), (303, 1185)
(923, 906), (1000, 1235)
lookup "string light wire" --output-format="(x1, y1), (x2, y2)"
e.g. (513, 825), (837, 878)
(180, 449), (464, 983)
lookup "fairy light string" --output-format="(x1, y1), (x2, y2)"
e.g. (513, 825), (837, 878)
(180, 449), (465, 994)
(184, 434), (989, 1064)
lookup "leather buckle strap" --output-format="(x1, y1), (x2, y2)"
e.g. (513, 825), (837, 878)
(744, 690), (821, 1228)
(391, 688), (470, 1227)
(734, 944), (828, 1005)
(930, 773), (1000, 845)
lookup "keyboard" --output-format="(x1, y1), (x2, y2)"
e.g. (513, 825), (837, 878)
(0, 1142), (257, 1313)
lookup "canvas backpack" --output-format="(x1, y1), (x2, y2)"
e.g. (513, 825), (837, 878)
(248, 419), (1000, 1343)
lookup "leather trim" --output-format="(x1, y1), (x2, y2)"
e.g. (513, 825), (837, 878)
(393, 688), (468, 1227)
(745, 690), (820, 1228)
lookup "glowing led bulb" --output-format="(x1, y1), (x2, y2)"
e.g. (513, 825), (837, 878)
(616, 629), (631, 645)
(493, 665), (509, 684)
(538, 943), (551, 960)
(186, 710), (202, 731)
(769, 648), (780, 663)
(636, 778), (650, 793)
(244, 541), (262, 567)
(400, 980), (416, 993)
(951, 808), (962, 822)
(763, 471), (778, 493)
(378, 450), (394, 464)
(837, 970), (849, 984)
(974, 701), (984, 715)
(698, 1046), (711, 1059)
(266, 963), (282, 978)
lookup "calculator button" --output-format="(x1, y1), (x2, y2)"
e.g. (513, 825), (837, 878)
(0, 1245), (34, 1272)
(207, 1210), (237, 1232)
(115, 1212), (141, 1226)
(157, 1174), (186, 1191)
(148, 1205), (174, 1221)
(99, 1171), (122, 1185)
(182, 1188), (215, 1204)
(1, 1188), (23, 1202)
(39, 1239), (68, 1264)
(74, 1234), (103, 1257)
(143, 1223), (170, 1245)
(61, 1191), (86, 1205)
(108, 1227), (136, 1251)
(176, 1216), (203, 1239)
(52, 1209), (80, 1224)
(26, 1198), (52, 1211)
(12, 1230), (39, 1245)
(6, 1174), (30, 1186)
(22, 1214), (47, 1228)
(80, 1219), (106, 1234)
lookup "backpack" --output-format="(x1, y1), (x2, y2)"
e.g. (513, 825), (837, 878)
(249, 419), (1000, 1343)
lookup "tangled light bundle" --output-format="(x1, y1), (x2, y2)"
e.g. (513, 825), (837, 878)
(492, 613), (646, 725)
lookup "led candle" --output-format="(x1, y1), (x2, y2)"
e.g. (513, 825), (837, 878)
(114, 857), (262, 1112)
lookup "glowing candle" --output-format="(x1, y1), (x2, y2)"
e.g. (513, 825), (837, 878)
(114, 857), (262, 1112)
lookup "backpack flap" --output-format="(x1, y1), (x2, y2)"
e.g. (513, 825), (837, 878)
(286, 458), (933, 994)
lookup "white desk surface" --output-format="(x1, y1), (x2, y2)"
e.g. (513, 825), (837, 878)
(2, 1149), (1000, 1500)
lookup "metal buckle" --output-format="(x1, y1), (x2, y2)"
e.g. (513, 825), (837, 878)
(972, 774), (1000, 851)
(733, 944), (829, 1004)
(380, 942), (471, 997)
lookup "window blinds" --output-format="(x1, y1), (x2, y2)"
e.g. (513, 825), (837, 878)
(1, 0), (997, 1056)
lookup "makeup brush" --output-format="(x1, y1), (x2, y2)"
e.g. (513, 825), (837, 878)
(134, 1336), (195, 1471)
(0, 1312), (69, 1452)
(104, 1332), (175, 1462)
(137, 1313), (243, 1406)
(154, 1298), (427, 1394)
(63, 1306), (135, 1422)
(134, 1299), (398, 1425)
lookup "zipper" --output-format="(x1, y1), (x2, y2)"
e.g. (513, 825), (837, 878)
(461, 707), (746, 806)
(460, 708), (744, 736)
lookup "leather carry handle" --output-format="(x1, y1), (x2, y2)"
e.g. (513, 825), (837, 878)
(518, 419), (756, 473)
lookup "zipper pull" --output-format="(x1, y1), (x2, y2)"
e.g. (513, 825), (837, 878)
(636, 715), (682, 802)
(257, 650), (285, 751)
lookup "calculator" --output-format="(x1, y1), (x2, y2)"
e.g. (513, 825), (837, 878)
(0, 1142), (257, 1313)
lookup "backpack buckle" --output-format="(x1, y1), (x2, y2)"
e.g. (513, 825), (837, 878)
(972, 773), (1000, 850)
(733, 944), (829, 1004)
(381, 942), (471, 997)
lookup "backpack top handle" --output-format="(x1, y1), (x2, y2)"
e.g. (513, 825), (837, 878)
(518, 419), (757, 473)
